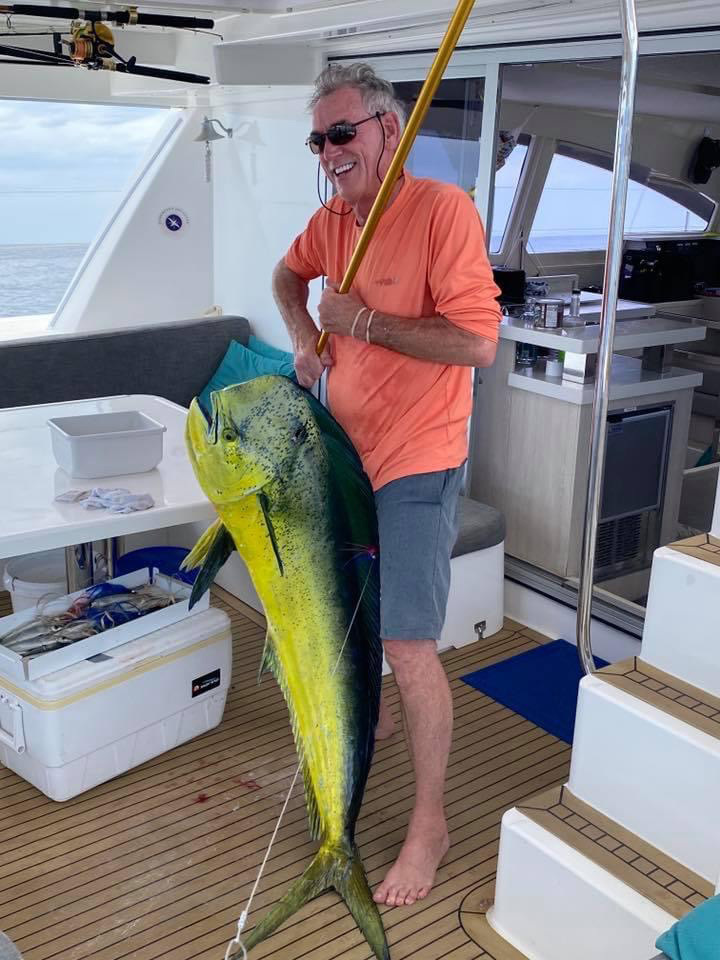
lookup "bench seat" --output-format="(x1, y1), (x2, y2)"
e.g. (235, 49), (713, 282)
(454, 495), (506, 557)
(0, 315), (250, 410)
(440, 495), (506, 650)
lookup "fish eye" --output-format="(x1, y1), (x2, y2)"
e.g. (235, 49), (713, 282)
(292, 424), (308, 445)
(222, 428), (236, 443)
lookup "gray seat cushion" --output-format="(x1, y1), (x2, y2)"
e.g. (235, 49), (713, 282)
(0, 315), (250, 410)
(452, 496), (505, 557)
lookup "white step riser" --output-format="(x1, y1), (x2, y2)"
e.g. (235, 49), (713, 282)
(490, 809), (674, 960)
(569, 677), (720, 882)
(641, 546), (720, 698)
(711, 467), (720, 538)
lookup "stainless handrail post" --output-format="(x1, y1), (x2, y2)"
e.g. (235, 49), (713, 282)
(576, 0), (639, 675)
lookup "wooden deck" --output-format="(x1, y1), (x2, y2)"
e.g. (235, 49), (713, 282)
(0, 590), (571, 960)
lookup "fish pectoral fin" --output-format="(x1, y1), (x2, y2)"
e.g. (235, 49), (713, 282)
(242, 843), (388, 960)
(182, 517), (235, 610)
(181, 517), (224, 571)
(257, 492), (284, 577)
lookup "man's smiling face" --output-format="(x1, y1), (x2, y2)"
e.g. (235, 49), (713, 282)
(311, 86), (400, 215)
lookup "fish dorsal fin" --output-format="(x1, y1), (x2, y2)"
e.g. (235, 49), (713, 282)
(259, 629), (323, 841)
(257, 491), (284, 577)
(182, 517), (235, 609)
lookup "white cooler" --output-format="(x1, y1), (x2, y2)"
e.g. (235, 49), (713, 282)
(0, 607), (232, 801)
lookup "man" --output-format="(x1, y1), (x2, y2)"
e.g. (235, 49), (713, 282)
(272, 62), (501, 909)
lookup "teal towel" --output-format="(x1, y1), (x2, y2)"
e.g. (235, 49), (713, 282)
(198, 337), (296, 415)
(657, 894), (720, 959)
(247, 334), (296, 365)
(695, 444), (714, 468)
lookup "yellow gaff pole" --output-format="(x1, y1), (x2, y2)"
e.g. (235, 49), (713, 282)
(316, 0), (477, 356)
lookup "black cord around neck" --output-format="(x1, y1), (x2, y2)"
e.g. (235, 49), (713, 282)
(376, 114), (385, 184)
(316, 113), (387, 217)
(317, 161), (352, 216)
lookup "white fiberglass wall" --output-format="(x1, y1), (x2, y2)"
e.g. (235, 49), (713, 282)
(211, 85), (321, 351)
(52, 108), (214, 333)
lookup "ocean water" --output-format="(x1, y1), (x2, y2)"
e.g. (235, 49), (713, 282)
(0, 235), (610, 321)
(0, 243), (88, 319)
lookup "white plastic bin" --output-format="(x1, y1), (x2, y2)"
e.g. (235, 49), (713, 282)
(3, 549), (67, 613)
(48, 410), (166, 478)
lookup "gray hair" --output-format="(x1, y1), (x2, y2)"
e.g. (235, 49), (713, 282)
(308, 62), (406, 132)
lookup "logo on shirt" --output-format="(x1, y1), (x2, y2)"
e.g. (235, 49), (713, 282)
(375, 277), (399, 286)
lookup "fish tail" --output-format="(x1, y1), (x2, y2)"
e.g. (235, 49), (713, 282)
(334, 842), (390, 960)
(241, 840), (389, 960)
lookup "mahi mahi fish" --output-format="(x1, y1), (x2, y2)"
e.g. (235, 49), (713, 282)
(183, 375), (389, 960)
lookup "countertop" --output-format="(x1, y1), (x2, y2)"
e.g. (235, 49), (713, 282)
(508, 354), (704, 405)
(500, 309), (707, 354)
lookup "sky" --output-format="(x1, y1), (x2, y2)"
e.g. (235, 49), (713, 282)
(492, 142), (708, 254)
(0, 97), (710, 250)
(0, 99), (168, 245)
(407, 132), (707, 256)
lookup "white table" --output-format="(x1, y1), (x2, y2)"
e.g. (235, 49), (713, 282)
(0, 395), (216, 563)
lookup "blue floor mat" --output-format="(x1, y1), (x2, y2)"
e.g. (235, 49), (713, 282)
(461, 639), (608, 744)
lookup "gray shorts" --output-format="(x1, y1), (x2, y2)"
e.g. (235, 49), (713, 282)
(374, 464), (464, 641)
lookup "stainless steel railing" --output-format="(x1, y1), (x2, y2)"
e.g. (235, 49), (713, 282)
(576, 0), (640, 675)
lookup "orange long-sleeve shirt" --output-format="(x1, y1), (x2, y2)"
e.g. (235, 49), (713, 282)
(285, 172), (501, 490)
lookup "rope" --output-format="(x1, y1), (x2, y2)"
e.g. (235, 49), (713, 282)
(223, 554), (376, 959)
(223, 765), (301, 960)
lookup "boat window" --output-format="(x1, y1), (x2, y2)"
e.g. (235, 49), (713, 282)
(474, 51), (720, 635)
(490, 135), (530, 253)
(393, 77), (485, 193)
(0, 100), (168, 323)
(528, 141), (714, 254)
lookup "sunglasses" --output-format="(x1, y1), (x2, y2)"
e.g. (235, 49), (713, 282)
(306, 111), (385, 155)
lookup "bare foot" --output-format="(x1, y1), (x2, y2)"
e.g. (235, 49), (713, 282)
(373, 818), (449, 906)
(375, 693), (397, 741)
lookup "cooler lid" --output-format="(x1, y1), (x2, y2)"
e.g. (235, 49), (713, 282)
(0, 569), (207, 683)
(3, 607), (230, 704)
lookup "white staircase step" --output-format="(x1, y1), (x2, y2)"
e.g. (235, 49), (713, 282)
(487, 809), (674, 960)
(641, 539), (720, 698)
(460, 785), (712, 960)
(569, 670), (720, 882)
